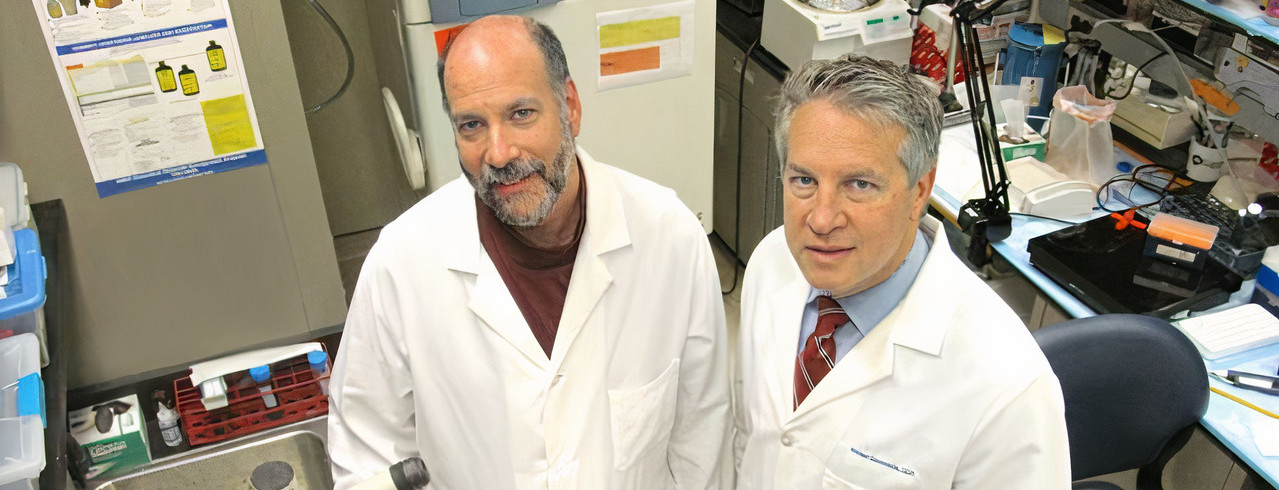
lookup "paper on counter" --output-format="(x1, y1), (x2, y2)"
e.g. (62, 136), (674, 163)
(1176, 303), (1279, 359)
(188, 341), (322, 386)
(1255, 417), (1279, 456)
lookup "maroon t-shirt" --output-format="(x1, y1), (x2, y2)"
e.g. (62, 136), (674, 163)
(475, 166), (586, 359)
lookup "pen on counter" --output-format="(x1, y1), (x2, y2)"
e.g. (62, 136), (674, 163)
(1210, 387), (1279, 419)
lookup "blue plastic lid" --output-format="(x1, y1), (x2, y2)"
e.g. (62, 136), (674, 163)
(249, 365), (271, 383)
(0, 229), (46, 320)
(308, 350), (328, 367)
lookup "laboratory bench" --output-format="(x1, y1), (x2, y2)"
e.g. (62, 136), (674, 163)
(931, 123), (1279, 487)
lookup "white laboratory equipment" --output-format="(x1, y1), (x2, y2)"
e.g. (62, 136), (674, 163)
(379, 0), (717, 231)
(761, 0), (915, 72)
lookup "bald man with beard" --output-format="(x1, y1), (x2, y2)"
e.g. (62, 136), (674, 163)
(326, 15), (731, 490)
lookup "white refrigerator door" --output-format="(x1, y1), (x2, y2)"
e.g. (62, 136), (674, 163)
(400, 0), (715, 231)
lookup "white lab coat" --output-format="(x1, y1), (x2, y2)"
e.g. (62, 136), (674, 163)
(328, 148), (731, 490)
(733, 217), (1070, 490)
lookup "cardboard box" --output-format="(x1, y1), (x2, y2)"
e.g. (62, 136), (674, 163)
(68, 394), (150, 479)
(998, 123), (1047, 162)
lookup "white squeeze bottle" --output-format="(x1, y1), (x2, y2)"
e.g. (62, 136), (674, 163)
(157, 401), (184, 447)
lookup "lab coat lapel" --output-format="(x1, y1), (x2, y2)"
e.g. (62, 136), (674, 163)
(769, 272), (809, 419)
(445, 181), (549, 367)
(790, 308), (896, 420)
(879, 218), (955, 358)
(468, 264), (549, 367)
(551, 148), (629, 363)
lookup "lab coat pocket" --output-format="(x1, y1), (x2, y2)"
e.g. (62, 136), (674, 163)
(822, 444), (922, 490)
(820, 470), (860, 490)
(607, 358), (680, 471)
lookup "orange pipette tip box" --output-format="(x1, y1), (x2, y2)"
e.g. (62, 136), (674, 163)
(1144, 213), (1220, 270)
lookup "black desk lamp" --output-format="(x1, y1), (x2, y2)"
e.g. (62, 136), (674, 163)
(945, 0), (1015, 267)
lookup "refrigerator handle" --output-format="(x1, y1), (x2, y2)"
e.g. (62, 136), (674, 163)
(382, 87), (427, 190)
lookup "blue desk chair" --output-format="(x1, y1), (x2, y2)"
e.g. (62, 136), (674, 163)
(1033, 314), (1209, 490)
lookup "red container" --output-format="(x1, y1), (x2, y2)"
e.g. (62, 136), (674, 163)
(173, 352), (330, 446)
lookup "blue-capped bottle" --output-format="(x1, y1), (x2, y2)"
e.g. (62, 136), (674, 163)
(250, 365), (278, 409)
(308, 351), (330, 396)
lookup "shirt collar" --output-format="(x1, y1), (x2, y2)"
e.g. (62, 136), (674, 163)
(805, 229), (931, 336)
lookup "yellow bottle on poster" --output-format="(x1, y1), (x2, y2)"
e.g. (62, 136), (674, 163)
(206, 41), (227, 72)
(155, 61), (177, 93)
(179, 64), (199, 96)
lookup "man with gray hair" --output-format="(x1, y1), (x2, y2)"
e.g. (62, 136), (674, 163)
(327, 15), (730, 489)
(732, 54), (1070, 489)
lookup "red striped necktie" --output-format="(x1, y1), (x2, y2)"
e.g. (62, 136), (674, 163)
(794, 295), (849, 408)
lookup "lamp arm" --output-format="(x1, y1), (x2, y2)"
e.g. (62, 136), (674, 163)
(953, 0), (1013, 266)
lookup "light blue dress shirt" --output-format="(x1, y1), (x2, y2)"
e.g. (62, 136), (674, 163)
(796, 229), (932, 362)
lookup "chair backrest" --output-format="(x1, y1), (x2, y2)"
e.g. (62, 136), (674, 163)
(1032, 314), (1208, 483)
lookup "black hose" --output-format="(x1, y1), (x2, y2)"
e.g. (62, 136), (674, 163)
(303, 0), (355, 115)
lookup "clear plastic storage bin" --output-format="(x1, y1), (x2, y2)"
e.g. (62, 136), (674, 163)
(0, 230), (46, 366)
(0, 333), (45, 490)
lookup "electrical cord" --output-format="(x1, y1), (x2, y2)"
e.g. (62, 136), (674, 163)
(1009, 212), (1079, 225)
(303, 0), (355, 115)
(1094, 164), (1186, 213)
(1104, 52), (1166, 100)
(722, 36), (760, 296)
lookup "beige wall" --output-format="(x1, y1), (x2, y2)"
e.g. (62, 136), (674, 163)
(0, 0), (347, 388)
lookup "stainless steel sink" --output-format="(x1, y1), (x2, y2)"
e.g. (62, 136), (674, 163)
(89, 415), (331, 489)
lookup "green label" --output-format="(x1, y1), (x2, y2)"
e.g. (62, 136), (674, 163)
(86, 432), (150, 478)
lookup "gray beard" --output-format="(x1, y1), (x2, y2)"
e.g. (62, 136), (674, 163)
(467, 118), (576, 228)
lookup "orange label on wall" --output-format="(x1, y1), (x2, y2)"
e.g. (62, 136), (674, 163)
(434, 24), (469, 56)
(600, 46), (661, 76)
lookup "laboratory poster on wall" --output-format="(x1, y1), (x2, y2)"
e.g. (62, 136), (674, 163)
(31, 0), (266, 198)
